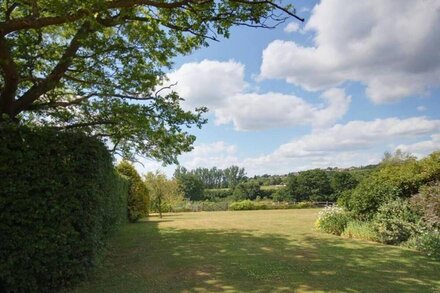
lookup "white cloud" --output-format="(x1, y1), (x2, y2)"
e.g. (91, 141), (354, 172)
(240, 117), (440, 174)
(284, 22), (300, 33)
(260, 0), (440, 103)
(167, 60), (350, 130)
(179, 141), (241, 170)
(396, 134), (440, 157)
(215, 88), (350, 130)
(166, 59), (246, 110)
(417, 105), (427, 112)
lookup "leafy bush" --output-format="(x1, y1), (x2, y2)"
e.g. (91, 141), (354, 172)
(315, 206), (352, 235)
(373, 199), (419, 245)
(0, 126), (128, 292)
(342, 221), (378, 242)
(407, 231), (440, 259)
(341, 151), (440, 220)
(117, 161), (149, 222)
(233, 181), (261, 200)
(203, 189), (233, 201)
(340, 176), (400, 219)
(272, 188), (293, 202)
(229, 200), (268, 211)
(410, 181), (440, 230)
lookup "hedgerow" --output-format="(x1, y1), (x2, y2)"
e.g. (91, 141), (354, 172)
(0, 125), (128, 292)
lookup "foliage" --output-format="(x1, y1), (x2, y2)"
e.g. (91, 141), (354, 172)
(341, 221), (378, 242)
(381, 149), (417, 166)
(407, 231), (440, 260)
(330, 171), (358, 197)
(174, 165), (246, 189)
(144, 171), (184, 217)
(315, 206), (351, 236)
(341, 151), (440, 219)
(0, 125), (128, 292)
(272, 187), (293, 202)
(0, 1), (300, 162)
(372, 199), (419, 245)
(233, 181), (261, 200)
(229, 200), (268, 211)
(116, 161), (149, 222)
(410, 181), (440, 230)
(175, 172), (205, 201)
(203, 188), (233, 201)
(286, 169), (334, 202)
(340, 176), (400, 219)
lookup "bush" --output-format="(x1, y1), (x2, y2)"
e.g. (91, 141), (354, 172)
(340, 176), (400, 219)
(233, 181), (261, 200)
(373, 199), (419, 245)
(0, 125), (128, 292)
(229, 200), (267, 211)
(117, 161), (149, 222)
(203, 189), (233, 201)
(410, 181), (440, 230)
(342, 221), (378, 242)
(272, 188), (293, 202)
(315, 206), (351, 235)
(407, 231), (440, 259)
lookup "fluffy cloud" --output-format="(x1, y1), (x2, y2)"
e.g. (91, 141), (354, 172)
(166, 59), (246, 109)
(260, 0), (440, 103)
(396, 134), (440, 157)
(215, 88), (350, 130)
(284, 21), (300, 33)
(167, 60), (350, 130)
(179, 141), (241, 170)
(241, 117), (440, 174)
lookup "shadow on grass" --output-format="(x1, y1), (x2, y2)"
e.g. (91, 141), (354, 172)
(72, 220), (440, 293)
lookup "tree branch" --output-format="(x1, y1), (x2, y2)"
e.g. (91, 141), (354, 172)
(0, 0), (191, 34)
(13, 22), (92, 116)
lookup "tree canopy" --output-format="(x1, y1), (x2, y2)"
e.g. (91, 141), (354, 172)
(0, 0), (301, 163)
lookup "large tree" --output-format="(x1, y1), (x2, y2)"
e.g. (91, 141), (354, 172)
(0, 0), (302, 163)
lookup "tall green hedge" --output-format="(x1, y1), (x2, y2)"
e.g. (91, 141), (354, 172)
(0, 125), (128, 292)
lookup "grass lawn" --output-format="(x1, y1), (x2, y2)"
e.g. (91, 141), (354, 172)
(71, 209), (440, 292)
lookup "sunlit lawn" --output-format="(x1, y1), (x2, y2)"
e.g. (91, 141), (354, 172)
(71, 209), (440, 292)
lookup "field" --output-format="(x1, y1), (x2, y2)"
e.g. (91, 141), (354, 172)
(72, 209), (440, 292)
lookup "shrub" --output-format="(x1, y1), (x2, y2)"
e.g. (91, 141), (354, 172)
(342, 221), (378, 242)
(0, 125), (128, 292)
(410, 181), (440, 230)
(229, 200), (267, 211)
(407, 231), (440, 259)
(373, 199), (419, 245)
(233, 181), (261, 200)
(315, 206), (351, 235)
(341, 176), (400, 219)
(203, 189), (233, 201)
(117, 161), (149, 222)
(272, 188), (293, 202)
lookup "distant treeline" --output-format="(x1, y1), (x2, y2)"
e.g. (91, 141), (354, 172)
(174, 165), (246, 189)
(173, 163), (379, 202)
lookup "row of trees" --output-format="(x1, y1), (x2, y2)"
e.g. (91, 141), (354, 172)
(174, 165), (246, 189)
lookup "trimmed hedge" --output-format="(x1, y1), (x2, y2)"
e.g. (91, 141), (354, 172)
(0, 125), (128, 292)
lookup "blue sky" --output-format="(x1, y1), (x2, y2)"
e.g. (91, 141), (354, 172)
(138, 0), (440, 177)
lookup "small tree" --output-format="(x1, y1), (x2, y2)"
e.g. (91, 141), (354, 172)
(116, 161), (149, 222)
(145, 171), (183, 218)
